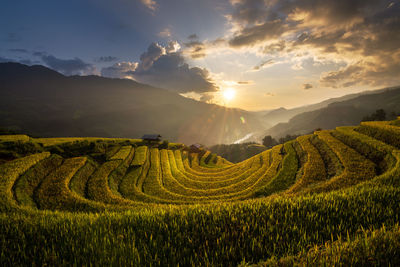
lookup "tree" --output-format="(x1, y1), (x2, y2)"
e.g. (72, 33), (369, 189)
(362, 109), (386, 122)
(374, 109), (386, 121)
(262, 135), (277, 148)
(159, 140), (169, 149)
(278, 134), (299, 144)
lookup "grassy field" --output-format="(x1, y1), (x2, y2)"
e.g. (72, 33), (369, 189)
(1, 118), (400, 265)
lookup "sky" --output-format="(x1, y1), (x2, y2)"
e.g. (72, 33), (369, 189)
(1, 0), (400, 110)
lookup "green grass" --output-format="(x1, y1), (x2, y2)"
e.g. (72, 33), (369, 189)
(14, 154), (63, 208)
(0, 152), (50, 211)
(131, 146), (148, 166)
(1, 184), (400, 266)
(69, 158), (97, 197)
(251, 224), (400, 266)
(33, 137), (142, 147)
(110, 145), (133, 160)
(307, 131), (375, 193)
(287, 135), (326, 193)
(0, 134), (30, 143)
(254, 141), (299, 197)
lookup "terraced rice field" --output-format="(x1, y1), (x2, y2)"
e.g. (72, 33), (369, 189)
(1, 118), (400, 265)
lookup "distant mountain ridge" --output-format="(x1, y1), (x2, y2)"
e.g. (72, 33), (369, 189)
(0, 62), (265, 146)
(258, 86), (400, 140)
(256, 88), (392, 126)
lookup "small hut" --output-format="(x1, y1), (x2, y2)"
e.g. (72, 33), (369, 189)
(142, 134), (162, 142)
(190, 143), (202, 152)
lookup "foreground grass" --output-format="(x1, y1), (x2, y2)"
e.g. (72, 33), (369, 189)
(249, 224), (400, 267)
(1, 183), (399, 266)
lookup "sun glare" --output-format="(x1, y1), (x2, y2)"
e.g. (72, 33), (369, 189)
(222, 88), (236, 102)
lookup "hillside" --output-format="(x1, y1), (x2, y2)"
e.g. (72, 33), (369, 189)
(1, 118), (400, 265)
(0, 62), (264, 146)
(259, 87), (400, 140)
(257, 88), (386, 125)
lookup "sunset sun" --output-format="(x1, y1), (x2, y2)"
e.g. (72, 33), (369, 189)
(222, 88), (236, 102)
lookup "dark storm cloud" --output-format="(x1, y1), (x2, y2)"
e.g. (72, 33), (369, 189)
(38, 54), (96, 76)
(101, 42), (218, 94)
(95, 56), (118, 63)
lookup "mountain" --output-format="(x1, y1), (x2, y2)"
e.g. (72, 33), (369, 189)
(0, 62), (265, 146)
(259, 86), (400, 140)
(257, 89), (390, 126)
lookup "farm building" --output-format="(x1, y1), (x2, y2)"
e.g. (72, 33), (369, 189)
(142, 134), (162, 141)
(190, 143), (202, 152)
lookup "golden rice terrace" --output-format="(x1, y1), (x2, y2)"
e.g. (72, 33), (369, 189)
(1, 118), (400, 266)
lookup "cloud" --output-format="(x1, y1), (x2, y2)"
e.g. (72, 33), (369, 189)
(158, 28), (172, 38)
(264, 92), (275, 97)
(0, 56), (38, 65)
(229, 19), (287, 47)
(3, 33), (20, 42)
(8, 48), (28, 53)
(225, 0), (400, 88)
(188, 34), (199, 40)
(184, 40), (207, 59)
(140, 0), (157, 11)
(302, 83), (313, 90)
(37, 54), (96, 75)
(253, 59), (275, 71)
(320, 58), (400, 88)
(95, 56), (118, 63)
(320, 64), (363, 88)
(237, 80), (253, 85)
(229, 0), (269, 25)
(0, 56), (15, 63)
(19, 59), (35, 65)
(199, 93), (214, 103)
(136, 42), (165, 72)
(184, 34), (207, 59)
(101, 42), (218, 94)
(166, 41), (181, 53)
(261, 40), (287, 54)
(101, 62), (138, 78)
